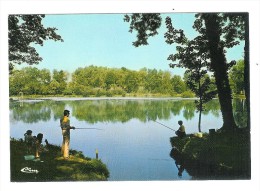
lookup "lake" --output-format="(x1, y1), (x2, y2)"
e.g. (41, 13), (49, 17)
(9, 97), (247, 180)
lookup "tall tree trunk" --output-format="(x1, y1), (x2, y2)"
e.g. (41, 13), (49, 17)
(243, 14), (251, 177)
(203, 14), (237, 130)
(244, 13), (250, 129)
(198, 77), (202, 132)
(198, 110), (202, 132)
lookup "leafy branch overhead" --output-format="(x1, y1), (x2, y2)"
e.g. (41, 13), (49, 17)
(164, 16), (218, 123)
(8, 15), (64, 71)
(125, 13), (248, 130)
(124, 14), (162, 47)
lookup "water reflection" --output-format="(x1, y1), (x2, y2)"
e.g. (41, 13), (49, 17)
(233, 99), (248, 128)
(10, 98), (247, 128)
(10, 101), (52, 123)
(9, 98), (248, 181)
(8, 99), (205, 123)
(170, 148), (185, 177)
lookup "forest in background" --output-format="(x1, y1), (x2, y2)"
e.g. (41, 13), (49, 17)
(9, 59), (244, 98)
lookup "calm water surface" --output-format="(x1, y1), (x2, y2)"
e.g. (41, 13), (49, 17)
(9, 98), (246, 180)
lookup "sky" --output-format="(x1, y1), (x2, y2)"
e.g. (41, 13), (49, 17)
(16, 13), (245, 77)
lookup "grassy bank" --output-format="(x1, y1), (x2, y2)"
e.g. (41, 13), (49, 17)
(9, 92), (189, 100)
(10, 139), (109, 181)
(170, 129), (250, 179)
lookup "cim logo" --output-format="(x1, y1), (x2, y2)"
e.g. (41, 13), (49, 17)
(21, 167), (39, 174)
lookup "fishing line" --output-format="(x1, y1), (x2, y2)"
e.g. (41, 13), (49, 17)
(148, 118), (176, 131)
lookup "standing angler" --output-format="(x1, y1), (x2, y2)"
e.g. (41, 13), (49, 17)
(60, 110), (75, 159)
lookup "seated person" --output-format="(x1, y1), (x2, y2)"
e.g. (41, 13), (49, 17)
(35, 133), (48, 158)
(175, 120), (186, 138)
(24, 130), (35, 154)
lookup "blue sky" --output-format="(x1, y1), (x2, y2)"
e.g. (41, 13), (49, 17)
(18, 13), (244, 77)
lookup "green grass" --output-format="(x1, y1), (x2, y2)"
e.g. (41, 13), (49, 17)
(10, 139), (109, 182)
(170, 129), (250, 179)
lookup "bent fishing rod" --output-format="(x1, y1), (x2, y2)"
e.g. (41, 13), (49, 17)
(148, 118), (176, 131)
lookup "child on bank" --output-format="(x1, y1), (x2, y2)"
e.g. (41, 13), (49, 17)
(175, 120), (186, 138)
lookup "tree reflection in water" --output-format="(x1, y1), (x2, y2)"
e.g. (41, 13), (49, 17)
(170, 148), (185, 177)
(9, 98), (248, 180)
(10, 98), (246, 129)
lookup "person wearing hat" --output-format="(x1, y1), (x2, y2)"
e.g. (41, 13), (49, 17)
(60, 110), (75, 159)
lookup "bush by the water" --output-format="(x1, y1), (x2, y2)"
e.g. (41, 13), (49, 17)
(181, 90), (195, 98)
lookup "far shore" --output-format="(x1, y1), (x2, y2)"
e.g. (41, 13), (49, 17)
(10, 94), (245, 102)
(10, 96), (201, 102)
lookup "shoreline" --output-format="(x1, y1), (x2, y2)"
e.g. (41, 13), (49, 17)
(10, 138), (109, 181)
(170, 129), (250, 179)
(10, 96), (201, 102)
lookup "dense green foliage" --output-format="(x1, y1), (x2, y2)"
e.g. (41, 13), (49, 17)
(164, 16), (219, 131)
(125, 13), (248, 130)
(8, 15), (63, 71)
(9, 61), (244, 99)
(229, 60), (245, 94)
(10, 65), (193, 97)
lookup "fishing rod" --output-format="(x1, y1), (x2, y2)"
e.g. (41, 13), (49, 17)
(74, 127), (104, 130)
(148, 118), (176, 131)
(58, 126), (104, 130)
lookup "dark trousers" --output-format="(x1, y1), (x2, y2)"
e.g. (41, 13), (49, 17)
(175, 130), (186, 138)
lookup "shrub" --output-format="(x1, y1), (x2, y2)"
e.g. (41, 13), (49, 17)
(181, 90), (195, 98)
(106, 91), (112, 97)
(95, 89), (106, 97)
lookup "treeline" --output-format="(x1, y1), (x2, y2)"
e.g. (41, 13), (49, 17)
(9, 65), (193, 97)
(10, 62), (244, 98)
